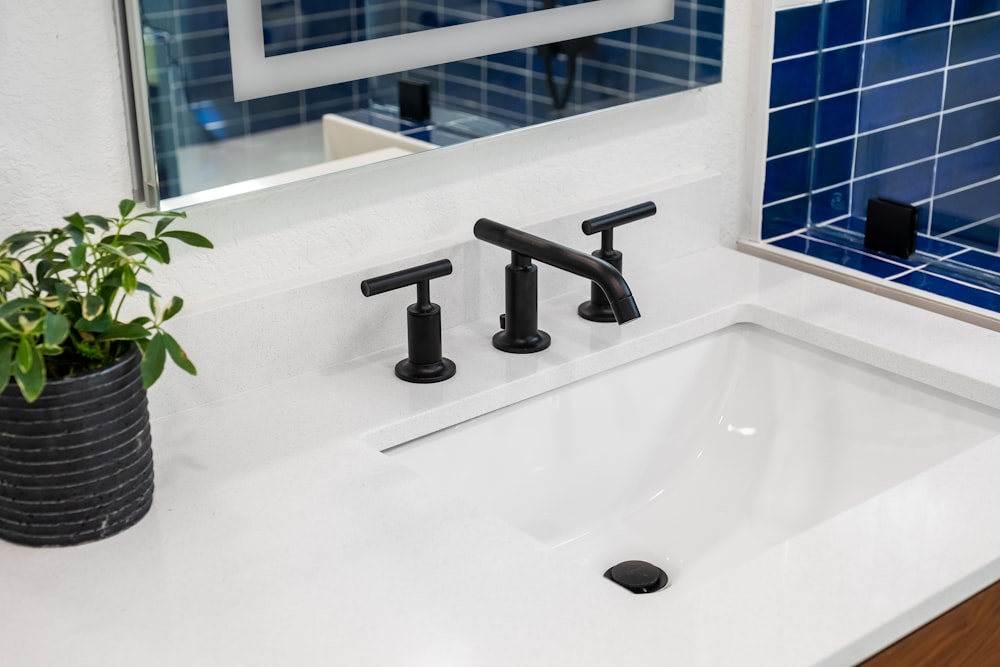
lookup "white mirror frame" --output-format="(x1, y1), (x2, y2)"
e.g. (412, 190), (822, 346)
(228, 0), (674, 101)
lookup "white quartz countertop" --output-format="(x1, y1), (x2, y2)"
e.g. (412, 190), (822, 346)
(4, 247), (1000, 666)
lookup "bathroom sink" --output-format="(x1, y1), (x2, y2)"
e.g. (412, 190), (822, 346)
(386, 324), (1000, 588)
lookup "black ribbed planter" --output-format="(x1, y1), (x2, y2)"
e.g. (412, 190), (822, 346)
(0, 345), (154, 547)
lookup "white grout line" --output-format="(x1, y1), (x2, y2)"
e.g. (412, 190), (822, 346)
(937, 211), (1000, 241)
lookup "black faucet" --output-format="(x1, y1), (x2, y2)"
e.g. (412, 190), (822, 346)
(578, 201), (657, 322)
(473, 218), (640, 353)
(360, 259), (457, 383)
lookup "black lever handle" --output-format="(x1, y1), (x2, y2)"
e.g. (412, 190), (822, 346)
(360, 259), (456, 383)
(360, 259), (452, 299)
(581, 201), (657, 236)
(579, 201), (656, 322)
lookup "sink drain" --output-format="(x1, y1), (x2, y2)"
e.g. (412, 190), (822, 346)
(603, 560), (669, 594)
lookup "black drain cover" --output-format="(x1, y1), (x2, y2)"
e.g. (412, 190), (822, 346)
(604, 560), (669, 594)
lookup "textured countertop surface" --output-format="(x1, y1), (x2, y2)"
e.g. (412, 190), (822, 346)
(4, 247), (1000, 666)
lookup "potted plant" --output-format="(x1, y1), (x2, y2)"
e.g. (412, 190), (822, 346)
(0, 199), (212, 547)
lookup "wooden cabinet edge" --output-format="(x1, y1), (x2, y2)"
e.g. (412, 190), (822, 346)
(858, 578), (1000, 666)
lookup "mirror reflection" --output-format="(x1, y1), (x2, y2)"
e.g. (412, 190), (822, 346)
(136, 1), (724, 206)
(260, 0), (542, 54)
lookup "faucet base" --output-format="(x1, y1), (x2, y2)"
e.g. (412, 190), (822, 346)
(394, 358), (457, 383)
(492, 329), (551, 354)
(577, 300), (616, 323)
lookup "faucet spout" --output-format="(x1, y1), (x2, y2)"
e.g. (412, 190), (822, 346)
(474, 218), (640, 324)
(474, 218), (640, 352)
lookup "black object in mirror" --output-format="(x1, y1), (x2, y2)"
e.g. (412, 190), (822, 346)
(399, 80), (431, 124)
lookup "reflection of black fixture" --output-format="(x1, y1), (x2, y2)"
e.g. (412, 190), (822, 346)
(540, 0), (598, 112)
(398, 79), (431, 123)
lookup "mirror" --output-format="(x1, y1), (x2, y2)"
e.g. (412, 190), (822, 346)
(125, 0), (724, 208)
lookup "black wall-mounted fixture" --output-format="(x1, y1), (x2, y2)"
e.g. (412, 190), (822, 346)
(474, 218), (640, 353)
(360, 259), (456, 383)
(578, 201), (657, 322)
(864, 198), (917, 259)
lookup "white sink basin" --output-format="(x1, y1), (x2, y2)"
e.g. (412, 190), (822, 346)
(386, 324), (1000, 588)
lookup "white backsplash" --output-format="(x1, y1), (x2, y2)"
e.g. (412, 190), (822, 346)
(150, 170), (723, 418)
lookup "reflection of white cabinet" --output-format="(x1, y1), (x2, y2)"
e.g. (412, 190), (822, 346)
(322, 114), (436, 162)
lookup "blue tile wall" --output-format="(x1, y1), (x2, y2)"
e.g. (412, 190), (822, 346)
(142, 0), (724, 199)
(762, 0), (1000, 315)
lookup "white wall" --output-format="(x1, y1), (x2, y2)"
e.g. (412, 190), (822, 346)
(0, 1), (774, 412)
(0, 3), (134, 219)
(1, 2), (770, 301)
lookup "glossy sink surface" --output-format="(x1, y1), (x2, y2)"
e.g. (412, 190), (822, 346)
(386, 324), (1000, 588)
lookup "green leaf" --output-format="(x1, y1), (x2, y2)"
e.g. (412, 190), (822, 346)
(136, 209), (185, 220)
(122, 266), (138, 294)
(136, 281), (160, 297)
(68, 244), (87, 269)
(63, 212), (87, 233)
(155, 217), (174, 235)
(3, 230), (40, 245)
(0, 297), (44, 320)
(119, 199), (137, 218)
(0, 259), (23, 286)
(17, 314), (42, 335)
(114, 234), (163, 262)
(43, 312), (70, 347)
(37, 295), (60, 309)
(74, 313), (111, 333)
(141, 332), (166, 388)
(160, 230), (214, 248)
(151, 238), (170, 264)
(34, 259), (50, 282)
(0, 340), (12, 383)
(4, 231), (43, 254)
(163, 332), (197, 376)
(97, 322), (150, 341)
(66, 226), (84, 246)
(54, 282), (72, 306)
(82, 294), (105, 320)
(15, 338), (33, 373)
(13, 344), (44, 403)
(161, 296), (183, 322)
(83, 215), (110, 231)
(95, 243), (132, 261)
(137, 241), (165, 264)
